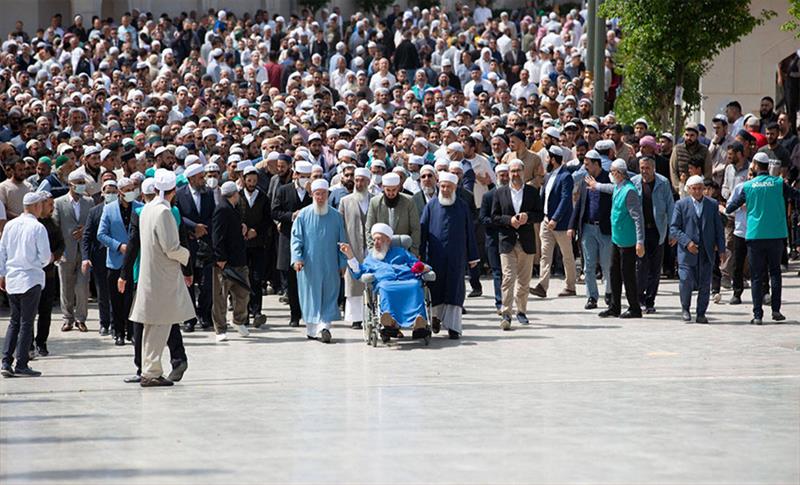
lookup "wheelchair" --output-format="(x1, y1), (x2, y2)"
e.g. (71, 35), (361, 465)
(360, 235), (436, 347)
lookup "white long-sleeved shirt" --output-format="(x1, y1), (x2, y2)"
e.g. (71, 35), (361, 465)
(0, 212), (51, 294)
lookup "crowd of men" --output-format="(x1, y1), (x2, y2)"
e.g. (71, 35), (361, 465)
(0, 4), (797, 386)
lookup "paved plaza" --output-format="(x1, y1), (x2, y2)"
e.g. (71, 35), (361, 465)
(1, 272), (799, 484)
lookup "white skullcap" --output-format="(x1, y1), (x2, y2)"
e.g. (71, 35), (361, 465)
(370, 223), (394, 238)
(509, 158), (526, 169)
(548, 145), (563, 157)
(243, 166), (258, 176)
(184, 154), (200, 166)
(408, 155), (424, 166)
(310, 179), (329, 192)
(610, 159), (628, 173)
(381, 173), (401, 186)
(83, 145), (101, 157)
(154, 168), (176, 194)
(595, 139), (614, 151)
(236, 160), (253, 171)
(23, 191), (45, 206)
(202, 128), (219, 139)
(447, 142), (464, 153)
(175, 146), (188, 160)
(448, 161), (463, 172)
(420, 165), (436, 176)
(154, 146), (170, 157)
(68, 171), (85, 183)
(686, 175), (705, 187)
(585, 150), (602, 160)
(295, 161), (313, 174)
(338, 149), (356, 160)
(205, 163), (220, 172)
(100, 148), (112, 162)
(102, 180), (118, 189)
(141, 178), (156, 195)
(545, 127), (561, 139)
(220, 181), (238, 196)
(434, 158), (449, 169)
(752, 152), (770, 164)
(307, 132), (322, 143)
(371, 159), (386, 169)
(118, 177), (134, 188)
(495, 163), (511, 174)
(354, 167), (371, 179)
(439, 172), (458, 185)
(183, 164), (203, 178)
(413, 137), (428, 147)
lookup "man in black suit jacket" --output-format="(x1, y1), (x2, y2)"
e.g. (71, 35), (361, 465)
(271, 163), (312, 326)
(503, 38), (526, 86)
(480, 164), (509, 313)
(492, 159), (543, 328)
(81, 182), (113, 335)
(238, 167), (270, 325)
(175, 165), (216, 332)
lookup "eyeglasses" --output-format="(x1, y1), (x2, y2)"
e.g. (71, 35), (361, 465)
(420, 174), (433, 179)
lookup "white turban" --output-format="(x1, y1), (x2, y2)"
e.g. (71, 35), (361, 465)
(448, 161), (463, 172)
(610, 159), (628, 173)
(495, 163), (510, 173)
(354, 167), (371, 179)
(295, 161), (313, 174)
(686, 175), (705, 187)
(141, 178), (156, 195)
(220, 181), (238, 196)
(381, 173), (401, 186)
(370, 223), (394, 238)
(154, 168), (176, 197)
(420, 165), (436, 176)
(439, 172), (458, 185)
(183, 164), (203, 178)
(447, 142), (464, 153)
(311, 179), (329, 192)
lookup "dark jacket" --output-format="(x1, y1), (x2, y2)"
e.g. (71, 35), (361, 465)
(479, 188), (501, 247)
(541, 167), (574, 231)
(238, 188), (271, 248)
(492, 184), (543, 254)
(40, 217), (64, 279)
(81, 203), (107, 265)
(175, 184), (215, 251)
(569, 169), (612, 237)
(271, 183), (312, 270)
(412, 189), (435, 216)
(213, 197), (248, 268)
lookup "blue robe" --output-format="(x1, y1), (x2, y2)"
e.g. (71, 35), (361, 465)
(420, 197), (479, 307)
(350, 246), (426, 328)
(290, 206), (348, 324)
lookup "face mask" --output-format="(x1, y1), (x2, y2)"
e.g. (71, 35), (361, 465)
(298, 177), (309, 188)
(371, 174), (382, 185)
(104, 193), (118, 204)
(206, 177), (219, 189)
(123, 189), (139, 202)
(411, 172), (420, 181)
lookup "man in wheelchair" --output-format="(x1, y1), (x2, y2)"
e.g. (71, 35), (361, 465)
(339, 223), (430, 339)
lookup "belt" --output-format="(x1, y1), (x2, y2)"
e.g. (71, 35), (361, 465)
(585, 221), (601, 226)
(645, 223), (657, 229)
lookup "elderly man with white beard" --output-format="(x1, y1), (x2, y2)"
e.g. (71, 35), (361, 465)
(338, 168), (373, 329)
(420, 172), (480, 339)
(290, 179), (349, 343)
(412, 165), (438, 215)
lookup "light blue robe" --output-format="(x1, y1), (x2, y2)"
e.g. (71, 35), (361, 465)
(349, 246), (426, 328)
(290, 206), (348, 324)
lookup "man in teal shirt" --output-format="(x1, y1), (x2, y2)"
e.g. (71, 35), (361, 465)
(726, 153), (792, 324)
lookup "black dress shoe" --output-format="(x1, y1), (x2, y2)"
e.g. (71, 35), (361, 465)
(114, 336), (125, 346)
(99, 326), (109, 336)
(140, 376), (174, 387)
(467, 289), (482, 298)
(167, 360), (188, 382)
(123, 375), (142, 383)
(1, 366), (14, 378)
(682, 311), (692, 322)
(645, 306), (656, 314)
(604, 294), (612, 306)
(289, 320), (300, 328)
(773, 312), (786, 322)
(252, 314), (267, 328)
(431, 317), (441, 334)
(598, 309), (619, 318)
(36, 344), (48, 357)
(729, 295), (742, 305)
(619, 310), (642, 319)
(695, 315), (709, 324)
(351, 321), (363, 329)
(14, 367), (42, 377)
(751, 318), (763, 325)
(320, 329), (332, 343)
(529, 284), (547, 298)
(183, 323), (195, 333)
(584, 298), (597, 310)
(448, 329), (460, 340)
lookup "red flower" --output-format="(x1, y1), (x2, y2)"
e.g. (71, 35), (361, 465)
(411, 261), (425, 274)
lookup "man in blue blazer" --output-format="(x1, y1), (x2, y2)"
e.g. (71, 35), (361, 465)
(530, 145), (576, 298)
(175, 165), (216, 332)
(98, 177), (142, 345)
(670, 175), (726, 323)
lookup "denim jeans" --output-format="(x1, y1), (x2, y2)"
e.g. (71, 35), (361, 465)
(485, 239), (502, 307)
(581, 224), (612, 300)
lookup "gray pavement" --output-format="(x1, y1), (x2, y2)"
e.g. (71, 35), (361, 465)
(1, 270), (799, 484)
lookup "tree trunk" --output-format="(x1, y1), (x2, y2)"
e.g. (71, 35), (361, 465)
(672, 62), (685, 139)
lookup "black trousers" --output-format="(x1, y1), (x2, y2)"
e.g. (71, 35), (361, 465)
(2, 285), (41, 370)
(107, 268), (133, 339)
(33, 275), (58, 348)
(246, 247), (266, 316)
(747, 238), (784, 319)
(187, 262), (213, 326)
(636, 228), (663, 308)
(610, 244), (640, 314)
(91, 257), (112, 329)
(286, 269), (302, 322)
(132, 322), (186, 376)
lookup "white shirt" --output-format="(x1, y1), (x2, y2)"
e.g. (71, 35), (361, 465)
(544, 165), (562, 211)
(0, 213), (51, 294)
(510, 184), (524, 214)
(510, 81), (537, 101)
(245, 189), (258, 208)
(296, 187), (307, 201)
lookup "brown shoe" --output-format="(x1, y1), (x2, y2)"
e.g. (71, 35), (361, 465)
(558, 289), (576, 297)
(61, 321), (73, 332)
(380, 312), (397, 328)
(76, 322), (88, 332)
(529, 284), (547, 298)
(140, 376), (174, 387)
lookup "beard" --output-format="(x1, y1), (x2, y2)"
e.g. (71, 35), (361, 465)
(422, 185), (436, 197)
(438, 192), (456, 206)
(313, 201), (329, 215)
(372, 246), (388, 261)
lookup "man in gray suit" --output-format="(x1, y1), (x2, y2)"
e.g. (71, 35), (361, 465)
(338, 168), (373, 329)
(411, 165), (438, 215)
(52, 171), (94, 332)
(365, 172), (421, 255)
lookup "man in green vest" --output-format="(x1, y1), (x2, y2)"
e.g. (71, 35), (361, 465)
(726, 153), (792, 324)
(586, 159), (645, 318)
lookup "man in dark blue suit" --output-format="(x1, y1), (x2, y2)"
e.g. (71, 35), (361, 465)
(670, 175), (726, 323)
(479, 164), (509, 312)
(530, 146), (576, 298)
(175, 164), (216, 332)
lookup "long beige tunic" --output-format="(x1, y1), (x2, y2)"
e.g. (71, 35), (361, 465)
(339, 192), (371, 297)
(129, 199), (196, 325)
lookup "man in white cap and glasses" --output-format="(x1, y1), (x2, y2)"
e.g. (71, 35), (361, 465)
(338, 167), (373, 329)
(670, 175), (727, 323)
(211, 181), (253, 342)
(0, 191), (51, 377)
(290, 178), (348, 343)
(420, 171), (479, 339)
(411, 165), (438, 215)
(365, 171), (421, 255)
(272, 160), (313, 327)
(129, 169), (195, 387)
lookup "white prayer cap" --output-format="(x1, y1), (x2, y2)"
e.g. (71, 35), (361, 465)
(102, 180), (118, 189)
(686, 175), (705, 187)
(154, 168), (176, 194)
(545, 126), (561, 139)
(184, 154), (200, 166)
(413, 137), (428, 147)
(202, 128), (219, 140)
(495, 163), (510, 173)
(23, 191), (45, 206)
(439, 172), (458, 185)
(175, 146), (188, 160)
(154, 146), (170, 157)
(310, 179), (329, 193)
(308, 132), (322, 142)
(83, 145), (102, 157)
(634, 117), (649, 128)
(118, 177), (134, 189)
(585, 149), (602, 160)
(338, 149), (356, 160)
(295, 161), (313, 173)
(420, 165), (436, 176)
(434, 158), (449, 170)
(548, 145), (563, 158)
(752, 152), (770, 164)
(131, 172), (145, 183)
(205, 162), (220, 173)
(183, 164), (203, 178)
(448, 161), (463, 172)
(311, 164), (324, 174)
(508, 159), (525, 169)
(447, 142), (464, 153)
(408, 155), (424, 166)
(595, 139), (614, 151)
(68, 171), (85, 183)
(236, 160), (253, 171)
(228, 154), (242, 165)
(243, 166), (258, 176)
(220, 181), (238, 196)
(370, 222), (394, 238)
(100, 148), (112, 162)
(382, 173), (401, 186)
(354, 167), (371, 179)
(610, 159), (628, 173)
(141, 178), (156, 195)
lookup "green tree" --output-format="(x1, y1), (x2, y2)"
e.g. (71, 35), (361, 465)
(299, 0), (329, 15)
(600, 0), (773, 134)
(781, 0), (800, 38)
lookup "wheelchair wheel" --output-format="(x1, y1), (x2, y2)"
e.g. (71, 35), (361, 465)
(363, 322), (372, 345)
(370, 330), (379, 347)
(423, 334), (431, 346)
